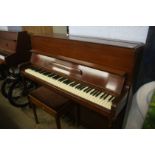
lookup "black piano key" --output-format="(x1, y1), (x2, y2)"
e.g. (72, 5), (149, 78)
(34, 68), (40, 71)
(83, 87), (90, 92)
(69, 81), (75, 85)
(92, 90), (99, 96)
(90, 89), (97, 95)
(86, 88), (93, 93)
(41, 72), (48, 75)
(63, 79), (71, 84)
(84, 87), (90, 92)
(74, 83), (81, 88)
(103, 94), (109, 99)
(91, 90), (97, 96)
(62, 79), (69, 83)
(80, 85), (86, 90)
(100, 93), (106, 99)
(59, 77), (66, 81)
(33, 68), (42, 72)
(46, 72), (53, 76)
(78, 85), (84, 90)
(53, 75), (61, 79)
(108, 96), (113, 101)
(70, 82), (75, 86)
(57, 77), (63, 81)
(110, 97), (115, 102)
(75, 84), (80, 88)
(68, 80), (73, 85)
(75, 84), (81, 88)
(102, 93), (108, 98)
(95, 91), (102, 97)
(52, 74), (58, 78)
(66, 81), (74, 85)
(76, 84), (83, 89)
(30, 66), (36, 70)
(71, 82), (78, 87)
(43, 72), (51, 76)
(61, 78), (66, 82)
(67, 80), (72, 83)
(52, 75), (58, 78)
(39, 70), (46, 74)
(48, 73), (55, 77)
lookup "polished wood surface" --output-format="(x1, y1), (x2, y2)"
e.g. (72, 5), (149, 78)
(0, 31), (31, 67)
(21, 34), (144, 128)
(31, 34), (143, 84)
(0, 31), (18, 40)
(30, 53), (125, 95)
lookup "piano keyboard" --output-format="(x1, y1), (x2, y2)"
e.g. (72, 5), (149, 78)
(25, 67), (116, 110)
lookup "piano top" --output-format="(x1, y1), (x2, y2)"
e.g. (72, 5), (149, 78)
(0, 31), (18, 41)
(32, 33), (144, 49)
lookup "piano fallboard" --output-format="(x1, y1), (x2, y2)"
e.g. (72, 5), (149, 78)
(30, 53), (126, 95)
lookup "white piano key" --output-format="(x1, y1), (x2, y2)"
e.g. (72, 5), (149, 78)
(25, 68), (115, 110)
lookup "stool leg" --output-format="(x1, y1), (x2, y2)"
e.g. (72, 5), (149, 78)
(32, 104), (39, 124)
(55, 116), (61, 129)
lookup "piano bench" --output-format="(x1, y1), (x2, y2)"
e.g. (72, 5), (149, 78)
(28, 86), (70, 129)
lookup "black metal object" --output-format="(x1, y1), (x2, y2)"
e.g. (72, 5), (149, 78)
(135, 26), (155, 91)
(1, 67), (37, 107)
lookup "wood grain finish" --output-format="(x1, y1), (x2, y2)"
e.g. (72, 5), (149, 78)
(0, 38), (16, 53)
(0, 31), (18, 40)
(21, 34), (144, 128)
(31, 34), (143, 85)
(30, 53), (125, 95)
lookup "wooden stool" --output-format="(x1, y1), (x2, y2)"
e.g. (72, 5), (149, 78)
(28, 87), (70, 129)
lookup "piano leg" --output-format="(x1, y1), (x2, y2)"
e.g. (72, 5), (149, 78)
(55, 116), (61, 129)
(74, 104), (80, 127)
(108, 119), (113, 128)
(31, 104), (39, 124)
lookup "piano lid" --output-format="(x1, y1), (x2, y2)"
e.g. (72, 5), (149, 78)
(31, 33), (144, 48)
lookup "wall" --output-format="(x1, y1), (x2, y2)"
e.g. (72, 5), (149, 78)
(0, 26), (8, 31)
(0, 26), (22, 32)
(1, 26), (67, 35)
(53, 26), (67, 34)
(69, 26), (149, 43)
(8, 26), (22, 32)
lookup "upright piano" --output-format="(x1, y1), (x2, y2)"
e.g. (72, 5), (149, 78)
(21, 34), (144, 128)
(0, 31), (31, 67)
